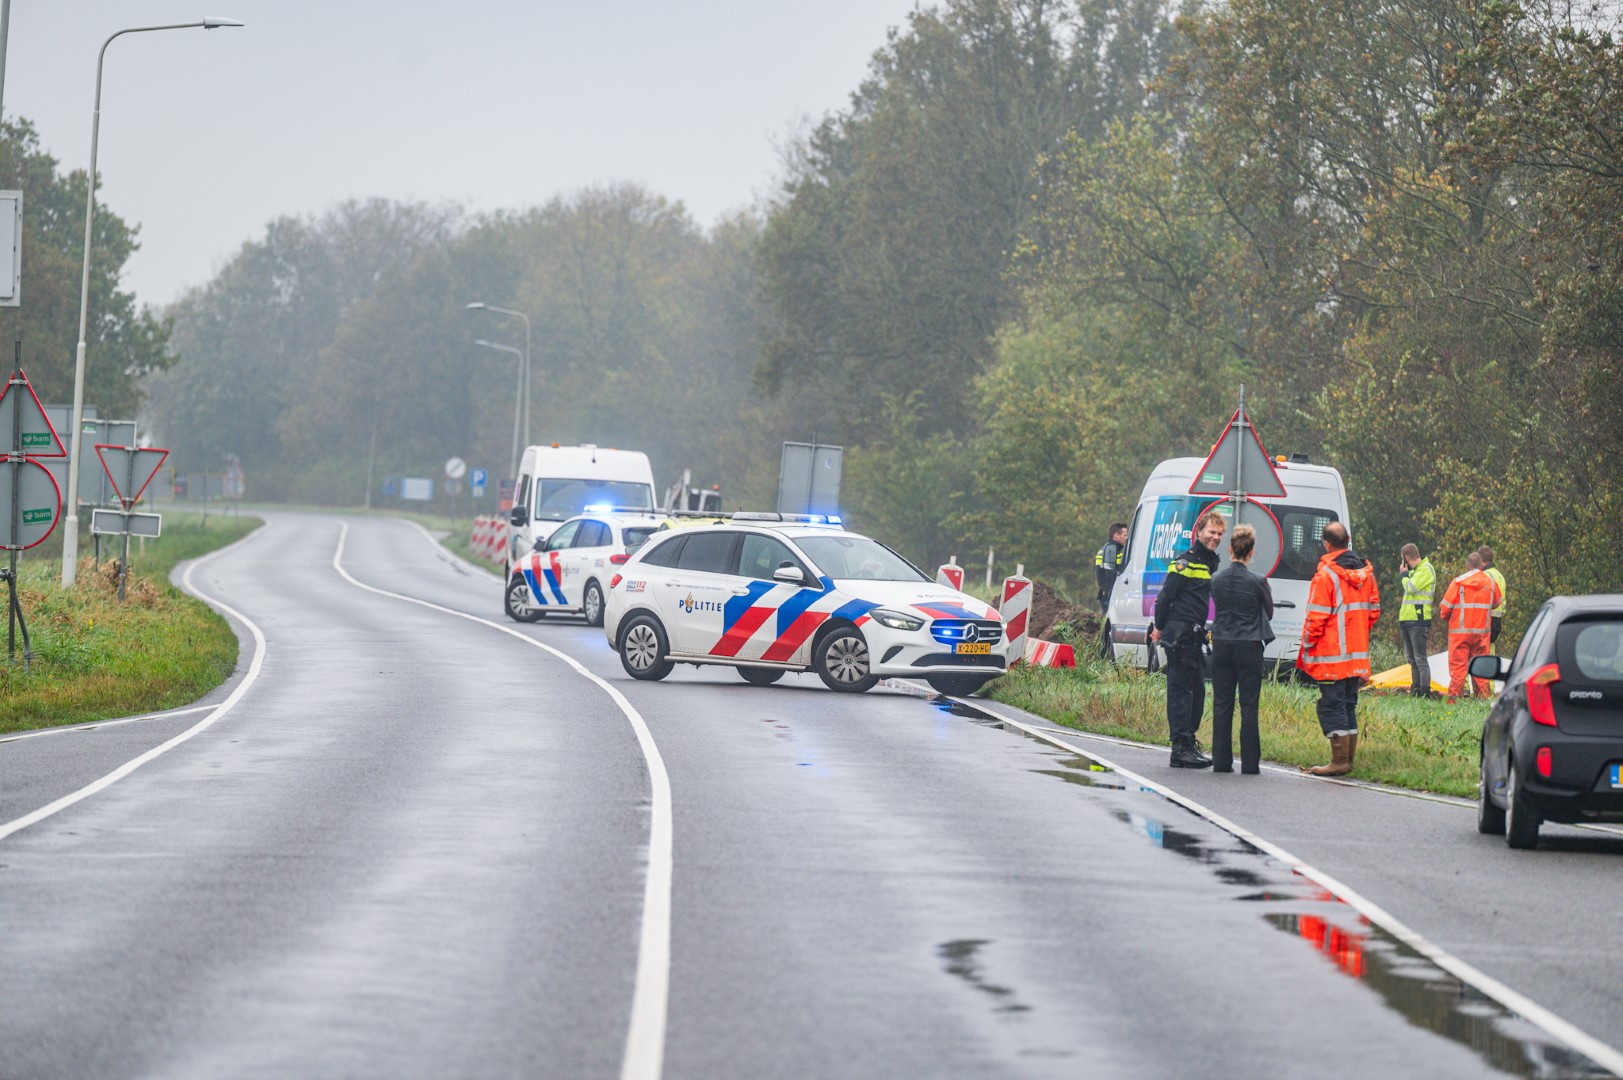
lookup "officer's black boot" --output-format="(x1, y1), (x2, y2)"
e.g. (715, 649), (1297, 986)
(1170, 739), (1212, 769)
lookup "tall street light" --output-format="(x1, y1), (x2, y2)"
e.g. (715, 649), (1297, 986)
(465, 301), (530, 458)
(473, 338), (525, 478)
(61, 17), (244, 587)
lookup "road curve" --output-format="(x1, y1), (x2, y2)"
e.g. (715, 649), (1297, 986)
(0, 510), (1616, 1079)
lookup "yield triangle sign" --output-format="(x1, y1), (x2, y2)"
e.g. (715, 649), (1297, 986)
(95, 444), (170, 508)
(0, 369), (66, 457)
(1188, 407), (1286, 497)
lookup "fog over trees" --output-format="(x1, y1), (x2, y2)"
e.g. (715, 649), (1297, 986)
(69, 0), (1617, 633)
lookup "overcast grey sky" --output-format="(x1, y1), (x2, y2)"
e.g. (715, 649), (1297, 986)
(5, 1), (923, 308)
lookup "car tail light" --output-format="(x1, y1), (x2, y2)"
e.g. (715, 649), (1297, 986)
(609, 553), (630, 565)
(609, 574), (623, 589)
(1535, 746), (1553, 778)
(1527, 663), (1561, 726)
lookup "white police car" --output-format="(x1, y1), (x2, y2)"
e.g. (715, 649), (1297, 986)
(603, 515), (1009, 694)
(506, 511), (666, 627)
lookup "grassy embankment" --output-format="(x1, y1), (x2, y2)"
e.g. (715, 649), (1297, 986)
(0, 512), (261, 734)
(987, 646), (1490, 797)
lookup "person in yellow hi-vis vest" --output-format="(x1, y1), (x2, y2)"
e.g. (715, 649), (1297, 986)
(1397, 544), (1436, 697)
(1478, 545), (1507, 649)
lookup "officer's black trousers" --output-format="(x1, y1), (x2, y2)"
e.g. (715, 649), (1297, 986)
(1165, 641), (1205, 745)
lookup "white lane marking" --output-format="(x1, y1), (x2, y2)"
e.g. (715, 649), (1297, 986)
(0, 522), (272, 844)
(956, 695), (1623, 1077)
(1025, 723), (1623, 836)
(331, 522), (672, 1080)
(0, 705), (215, 744)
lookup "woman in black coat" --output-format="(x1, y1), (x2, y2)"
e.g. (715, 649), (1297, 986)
(1209, 524), (1274, 774)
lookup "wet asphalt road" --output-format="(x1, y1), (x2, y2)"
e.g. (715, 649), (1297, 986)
(0, 511), (1617, 1079)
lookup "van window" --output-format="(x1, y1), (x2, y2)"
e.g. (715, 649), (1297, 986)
(516, 475), (531, 510)
(535, 479), (655, 521)
(674, 532), (739, 576)
(1273, 505), (1341, 581)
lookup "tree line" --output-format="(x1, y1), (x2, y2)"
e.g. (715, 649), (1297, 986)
(10, 0), (1613, 643)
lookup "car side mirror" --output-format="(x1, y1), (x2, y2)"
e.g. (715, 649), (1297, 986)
(509, 505), (529, 527)
(772, 565), (806, 586)
(1468, 654), (1510, 681)
(531, 537), (546, 553)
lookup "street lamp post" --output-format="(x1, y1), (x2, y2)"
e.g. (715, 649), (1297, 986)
(465, 301), (530, 457)
(472, 339), (525, 478)
(61, 17), (244, 587)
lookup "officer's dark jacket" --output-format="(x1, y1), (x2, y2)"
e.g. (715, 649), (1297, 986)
(1095, 540), (1125, 597)
(1153, 543), (1219, 635)
(1211, 562), (1275, 643)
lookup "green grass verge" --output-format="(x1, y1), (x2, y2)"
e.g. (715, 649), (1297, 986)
(0, 513), (262, 734)
(987, 652), (1490, 797)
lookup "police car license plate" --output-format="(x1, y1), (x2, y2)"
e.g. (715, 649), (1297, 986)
(955, 642), (992, 655)
(1611, 764), (1622, 789)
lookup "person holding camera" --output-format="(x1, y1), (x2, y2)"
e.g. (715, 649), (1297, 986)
(1151, 510), (1225, 769)
(1210, 524), (1274, 774)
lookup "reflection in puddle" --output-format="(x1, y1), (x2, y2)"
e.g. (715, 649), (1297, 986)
(937, 939), (1031, 1016)
(944, 698), (1616, 1078)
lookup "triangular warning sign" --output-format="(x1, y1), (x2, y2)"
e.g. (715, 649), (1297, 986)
(95, 444), (170, 508)
(0, 369), (67, 458)
(1188, 408), (1286, 498)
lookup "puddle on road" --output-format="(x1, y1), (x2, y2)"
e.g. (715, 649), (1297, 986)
(937, 938), (1032, 1016)
(932, 695), (1617, 1079)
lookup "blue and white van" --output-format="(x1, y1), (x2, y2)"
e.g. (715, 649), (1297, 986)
(1105, 456), (1353, 668)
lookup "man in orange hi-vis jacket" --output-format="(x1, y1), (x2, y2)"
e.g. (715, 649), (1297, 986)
(1297, 521), (1381, 777)
(1439, 551), (1503, 701)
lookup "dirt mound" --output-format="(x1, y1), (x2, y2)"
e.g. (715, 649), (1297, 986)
(998, 578), (1100, 643)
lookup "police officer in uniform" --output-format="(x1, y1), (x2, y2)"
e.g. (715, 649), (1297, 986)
(1152, 510), (1226, 768)
(1095, 522), (1128, 659)
(1095, 523), (1128, 614)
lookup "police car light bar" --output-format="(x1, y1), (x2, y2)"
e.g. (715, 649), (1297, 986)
(730, 512), (843, 525)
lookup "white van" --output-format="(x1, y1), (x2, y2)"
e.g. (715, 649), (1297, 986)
(506, 445), (657, 569)
(1105, 456), (1352, 669)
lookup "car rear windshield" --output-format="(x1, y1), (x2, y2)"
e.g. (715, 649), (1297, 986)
(535, 479), (653, 521)
(1568, 621), (1623, 683)
(795, 535), (928, 582)
(623, 526), (660, 551)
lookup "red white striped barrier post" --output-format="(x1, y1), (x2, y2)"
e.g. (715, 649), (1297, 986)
(935, 555), (965, 591)
(490, 519), (509, 566)
(1025, 639), (1077, 668)
(1001, 566), (1031, 665)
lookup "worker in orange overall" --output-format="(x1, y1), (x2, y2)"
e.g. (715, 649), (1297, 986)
(1438, 551), (1503, 701)
(1297, 521), (1381, 777)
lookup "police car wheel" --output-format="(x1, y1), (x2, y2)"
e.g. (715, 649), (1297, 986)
(738, 666), (785, 687)
(583, 582), (606, 627)
(815, 626), (878, 693)
(505, 577), (544, 623)
(1477, 746), (1506, 835)
(925, 673), (993, 697)
(619, 615), (674, 681)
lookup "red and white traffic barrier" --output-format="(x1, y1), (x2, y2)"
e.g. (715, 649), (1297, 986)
(487, 519), (509, 565)
(469, 517), (494, 560)
(935, 555), (965, 591)
(469, 515), (510, 566)
(1025, 639), (1076, 668)
(1001, 566), (1031, 665)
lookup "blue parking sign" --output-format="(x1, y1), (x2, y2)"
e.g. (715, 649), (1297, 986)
(470, 468), (488, 498)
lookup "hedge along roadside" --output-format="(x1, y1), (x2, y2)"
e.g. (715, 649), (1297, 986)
(0, 513), (263, 734)
(988, 657), (1492, 798)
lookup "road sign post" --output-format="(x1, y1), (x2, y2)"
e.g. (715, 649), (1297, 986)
(2, 364), (65, 667)
(1188, 386), (1287, 574)
(94, 442), (168, 601)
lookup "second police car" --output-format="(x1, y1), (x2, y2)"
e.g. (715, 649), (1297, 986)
(602, 515), (1011, 695)
(506, 510), (666, 627)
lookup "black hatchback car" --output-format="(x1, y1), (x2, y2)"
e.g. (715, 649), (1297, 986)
(1472, 595), (1623, 848)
